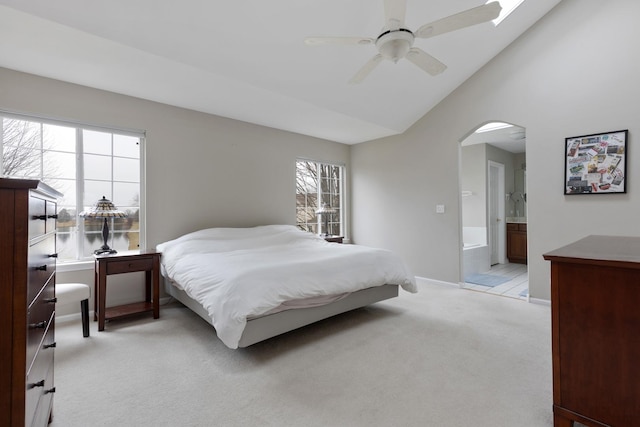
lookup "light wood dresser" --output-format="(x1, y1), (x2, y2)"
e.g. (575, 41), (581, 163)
(543, 235), (640, 426)
(1, 178), (62, 427)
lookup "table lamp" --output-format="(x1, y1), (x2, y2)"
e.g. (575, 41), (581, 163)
(79, 196), (127, 254)
(315, 203), (336, 237)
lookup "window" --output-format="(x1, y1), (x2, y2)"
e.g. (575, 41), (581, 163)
(296, 159), (344, 236)
(1, 114), (144, 262)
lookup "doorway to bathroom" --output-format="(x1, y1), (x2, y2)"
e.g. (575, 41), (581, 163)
(459, 122), (528, 300)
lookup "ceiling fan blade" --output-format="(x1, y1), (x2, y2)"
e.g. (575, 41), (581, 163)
(304, 37), (374, 46)
(414, 1), (502, 39)
(349, 54), (384, 84)
(406, 48), (447, 76)
(384, 0), (407, 31)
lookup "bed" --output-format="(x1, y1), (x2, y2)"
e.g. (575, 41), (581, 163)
(156, 225), (417, 348)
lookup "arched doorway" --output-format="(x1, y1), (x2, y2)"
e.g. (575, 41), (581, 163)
(459, 121), (528, 299)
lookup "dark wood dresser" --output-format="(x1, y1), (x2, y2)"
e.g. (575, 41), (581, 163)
(543, 235), (640, 426)
(1, 178), (62, 427)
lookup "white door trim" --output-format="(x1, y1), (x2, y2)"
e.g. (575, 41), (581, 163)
(488, 161), (506, 265)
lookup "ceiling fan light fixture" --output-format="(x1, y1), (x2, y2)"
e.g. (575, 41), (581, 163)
(376, 29), (414, 62)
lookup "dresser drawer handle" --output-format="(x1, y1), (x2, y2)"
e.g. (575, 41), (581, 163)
(48, 253), (58, 258)
(30, 320), (47, 329)
(35, 265), (47, 271)
(45, 297), (57, 304)
(28, 380), (45, 389)
(44, 342), (57, 349)
(45, 387), (56, 394)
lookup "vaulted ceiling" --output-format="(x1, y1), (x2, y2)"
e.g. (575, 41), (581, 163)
(0, 0), (561, 144)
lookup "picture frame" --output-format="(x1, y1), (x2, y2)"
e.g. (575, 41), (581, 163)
(565, 129), (628, 195)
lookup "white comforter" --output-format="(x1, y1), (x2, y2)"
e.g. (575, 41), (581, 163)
(156, 225), (417, 348)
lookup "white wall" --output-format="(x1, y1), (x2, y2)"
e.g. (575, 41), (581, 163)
(352, 0), (640, 300)
(461, 144), (487, 228)
(0, 67), (349, 313)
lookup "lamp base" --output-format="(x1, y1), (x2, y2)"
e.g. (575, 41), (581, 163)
(94, 247), (117, 255)
(95, 218), (117, 255)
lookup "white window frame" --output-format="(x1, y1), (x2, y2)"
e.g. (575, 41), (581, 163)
(296, 158), (346, 238)
(1, 110), (146, 269)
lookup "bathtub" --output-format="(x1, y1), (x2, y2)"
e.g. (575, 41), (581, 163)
(463, 227), (490, 278)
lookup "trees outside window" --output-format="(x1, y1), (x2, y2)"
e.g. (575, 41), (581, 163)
(296, 160), (344, 236)
(1, 115), (143, 262)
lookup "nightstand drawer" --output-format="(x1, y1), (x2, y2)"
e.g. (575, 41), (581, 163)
(106, 257), (154, 274)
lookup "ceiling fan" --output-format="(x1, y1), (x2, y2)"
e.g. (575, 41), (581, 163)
(304, 0), (502, 84)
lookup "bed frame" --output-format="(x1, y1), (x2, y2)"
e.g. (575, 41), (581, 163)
(163, 279), (399, 347)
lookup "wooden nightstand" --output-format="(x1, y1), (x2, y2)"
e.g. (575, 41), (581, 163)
(324, 235), (344, 243)
(94, 250), (161, 331)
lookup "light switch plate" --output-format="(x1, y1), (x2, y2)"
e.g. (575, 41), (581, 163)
(436, 204), (445, 214)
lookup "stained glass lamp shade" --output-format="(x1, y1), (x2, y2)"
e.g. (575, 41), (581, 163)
(79, 196), (127, 255)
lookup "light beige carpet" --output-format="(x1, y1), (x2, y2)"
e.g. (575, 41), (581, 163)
(51, 281), (555, 426)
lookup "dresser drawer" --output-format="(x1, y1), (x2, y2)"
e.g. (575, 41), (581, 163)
(28, 234), (56, 303)
(45, 200), (57, 233)
(29, 196), (47, 239)
(27, 279), (55, 371)
(30, 363), (55, 427)
(106, 257), (153, 274)
(25, 316), (55, 427)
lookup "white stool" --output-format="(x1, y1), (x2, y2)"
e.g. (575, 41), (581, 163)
(57, 283), (91, 337)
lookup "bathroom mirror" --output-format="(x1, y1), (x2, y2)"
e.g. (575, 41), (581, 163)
(514, 168), (527, 218)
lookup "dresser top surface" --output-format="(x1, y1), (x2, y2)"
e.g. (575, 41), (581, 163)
(543, 235), (640, 265)
(0, 178), (63, 198)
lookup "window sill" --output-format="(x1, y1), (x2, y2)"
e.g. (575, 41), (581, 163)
(57, 260), (93, 272)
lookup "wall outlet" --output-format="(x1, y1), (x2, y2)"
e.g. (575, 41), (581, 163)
(436, 204), (445, 214)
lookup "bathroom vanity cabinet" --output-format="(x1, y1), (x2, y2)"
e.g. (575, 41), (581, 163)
(507, 222), (527, 264)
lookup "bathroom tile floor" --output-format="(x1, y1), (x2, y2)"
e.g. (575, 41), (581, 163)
(463, 262), (528, 300)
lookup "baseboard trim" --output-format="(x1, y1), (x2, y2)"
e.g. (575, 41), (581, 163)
(529, 297), (551, 306)
(56, 296), (174, 323)
(415, 276), (460, 288)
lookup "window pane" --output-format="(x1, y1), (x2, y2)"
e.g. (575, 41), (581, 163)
(45, 178), (75, 208)
(113, 182), (139, 208)
(43, 124), (75, 152)
(44, 151), (75, 179)
(84, 180), (112, 206)
(111, 230), (139, 251)
(84, 153), (111, 181)
(2, 143), (41, 177)
(2, 118), (40, 148)
(2, 118), (42, 177)
(84, 130), (111, 155)
(113, 157), (139, 182)
(114, 134), (140, 158)
(56, 229), (77, 261)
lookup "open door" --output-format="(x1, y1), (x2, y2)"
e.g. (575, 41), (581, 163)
(488, 161), (506, 265)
